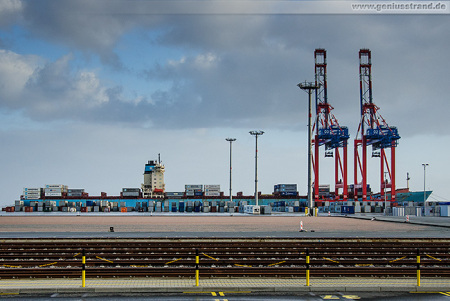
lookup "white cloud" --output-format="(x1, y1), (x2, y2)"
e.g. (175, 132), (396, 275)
(0, 50), (39, 103)
(0, 51), (113, 120)
(72, 71), (109, 106)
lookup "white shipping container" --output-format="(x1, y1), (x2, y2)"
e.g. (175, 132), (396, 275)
(24, 191), (40, 195)
(204, 185), (220, 190)
(45, 192), (62, 197)
(23, 188), (41, 192)
(45, 188), (62, 193)
(205, 192), (221, 196)
(45, 184), (67, 189)
(185, 185), (203, 190)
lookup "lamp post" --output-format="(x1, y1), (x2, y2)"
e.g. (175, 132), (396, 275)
(384, 171), (388, 216)
(249, 131), (264, 206)
(226, 138), (236, 203)
(297, 81), (320, 216)
(422, 163), (429, 204)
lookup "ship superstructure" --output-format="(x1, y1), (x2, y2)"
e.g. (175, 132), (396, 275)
(142, 154), (165, 199)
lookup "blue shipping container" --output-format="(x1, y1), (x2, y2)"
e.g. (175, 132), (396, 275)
(341, 206), (355, 214)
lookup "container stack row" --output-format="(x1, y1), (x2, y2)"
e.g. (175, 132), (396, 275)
(270, 200), (306, 212)
(8, 200), (272, 214)
(6, 199), (447, 216)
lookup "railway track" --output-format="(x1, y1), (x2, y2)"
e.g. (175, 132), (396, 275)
(0, 238), (448, 279)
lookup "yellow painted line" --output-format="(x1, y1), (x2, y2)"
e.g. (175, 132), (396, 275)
(234, 263), (252, 267)
(211, 292), (217, 296)
(389, 256), (407, 263)
(165, 258), (182, 265)
(1, 265), (22, 268)
(440, 292), (450, 296)
(202, 253), (219, 261)
(73, 252), (81, 257)
(322, 257), (340, 264)
(268, 260), (286, 266)
(425, 254), (442, 261)
(95, 256), (113, 263)
(0, 293), (19, 295)
(183, 292), (219, 294)
(410, 291), (447, 294)
(219, 291), (225, 296)
(38, 262), (58, 267)
(355, 264), (373, 267)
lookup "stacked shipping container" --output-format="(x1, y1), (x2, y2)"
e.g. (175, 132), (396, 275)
(204, 185), (220, 197)
(274, 184), (298, 196)
(185, 185), (203, 197)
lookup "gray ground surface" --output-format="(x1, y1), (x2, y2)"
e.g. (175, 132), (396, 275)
(0, 213), (448, 238)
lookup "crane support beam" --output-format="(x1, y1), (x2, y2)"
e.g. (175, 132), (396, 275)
(354, 49), (400, 203)
(312, 48), (349, 203)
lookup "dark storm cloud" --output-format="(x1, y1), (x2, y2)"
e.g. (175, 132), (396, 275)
(1, 1), (449, 135)
(20, 0), (157, 68)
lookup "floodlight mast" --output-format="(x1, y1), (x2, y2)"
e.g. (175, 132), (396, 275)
(249, 131), (264, 206)
(297, 81), (320, 215)
(422, 163), (429, 205)
(226, 138), (236, 203)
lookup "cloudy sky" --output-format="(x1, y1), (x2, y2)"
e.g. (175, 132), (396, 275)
(0, 0), (449, 207)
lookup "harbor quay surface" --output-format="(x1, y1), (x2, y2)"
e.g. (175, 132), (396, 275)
(0, 213), (449, 238)
(0, 214), (448, 296)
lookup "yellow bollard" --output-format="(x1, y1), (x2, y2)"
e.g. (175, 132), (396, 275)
(416, 248), (421, 287)
(305, 207), (309, 216)
(195, 248), (199, 287)
(82, 249), (86, 288)
(306, 248), (310, 286)
(314, 207), (318, 217)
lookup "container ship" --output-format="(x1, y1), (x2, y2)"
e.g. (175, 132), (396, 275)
(3, 157), (435, 215)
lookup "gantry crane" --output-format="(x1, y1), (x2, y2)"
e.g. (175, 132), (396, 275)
(354, 49), (400, 202)
(312, 49), (350, 203)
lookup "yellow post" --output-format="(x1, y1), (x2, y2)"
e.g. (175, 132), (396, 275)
(82, 249), (86, 288)
(314, 207), (318, 217)
(305, 207), (308, 216)
(195, 248), (199, 287)
(416, 248), (420, 287)
(306, 248), (310, 286)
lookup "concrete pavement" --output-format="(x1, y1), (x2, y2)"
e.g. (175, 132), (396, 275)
(0, 277), (449, 295)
